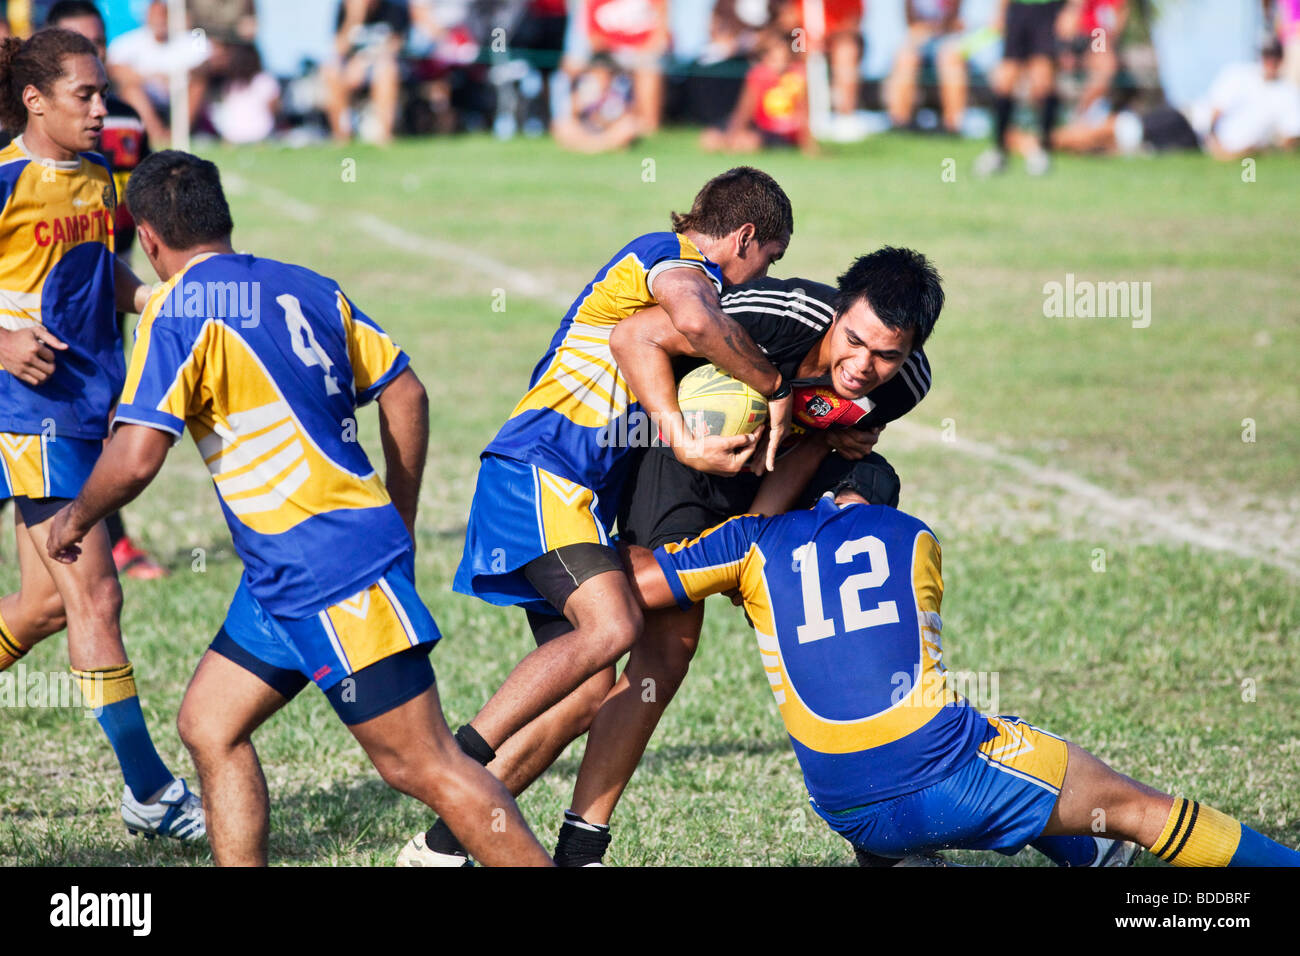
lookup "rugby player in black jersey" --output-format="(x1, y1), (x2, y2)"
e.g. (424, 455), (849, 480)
(549, 247), (940, 866)
(401, 247), (939, 866)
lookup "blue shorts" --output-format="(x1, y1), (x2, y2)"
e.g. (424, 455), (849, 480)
(812, 715), (1070, 858)
(0, 431), (99, 503)
(214, 551), (441, 721)
(453, 454), (616, 614)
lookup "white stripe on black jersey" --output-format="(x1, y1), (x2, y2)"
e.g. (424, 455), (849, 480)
(722, 287), (836, 327)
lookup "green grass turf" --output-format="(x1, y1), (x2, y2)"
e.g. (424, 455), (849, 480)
(1, 131), (1296, 866)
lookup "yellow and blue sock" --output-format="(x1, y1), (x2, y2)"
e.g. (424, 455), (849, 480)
(1150, 796), (1300, 867)
(72, 663), (174, 803)
(0, 611), (28, 671)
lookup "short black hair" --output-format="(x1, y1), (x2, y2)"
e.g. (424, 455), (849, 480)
(126, 150), (234, 249)
(831, 454), (900, 507)
(833, 247), (943, 351)
(46, 1), (104, 27)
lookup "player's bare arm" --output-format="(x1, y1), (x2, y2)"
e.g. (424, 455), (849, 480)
(748, 432), (836, 515)
(376, 367), (429, 546)
(46, 424), (171, 563)
(623, 543), (677, 612)
(651, 267), (792, 472)
(113, 256), (153, 313)
(609, 305), (760, 476)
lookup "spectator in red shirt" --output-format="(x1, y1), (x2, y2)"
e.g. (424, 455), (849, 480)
(702, 26), (816, 154)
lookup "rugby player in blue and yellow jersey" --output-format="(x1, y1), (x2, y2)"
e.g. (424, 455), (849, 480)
(629, 459), (1300, 867)
(45, 151), (552, 866)
(406, 169), (796, 865)
(0, 28), (202, 841)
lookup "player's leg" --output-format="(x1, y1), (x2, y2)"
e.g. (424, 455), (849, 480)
(488, 668), (617, 796)
(936, 38), (968, 134)
(885, 37), (922, 128)
(558, 600), (705, 865)
(829, 31), (862, 116)
(176, 648), (296, 865)
(19, 499), (183, 811)
(408, 611), (616, 866)
(467, 561), (642, 751)
(976, 56), (1020, 176)
(0, 504), (69, 668)
(343, 655), (553, 867)
(1027, 53), (1058, 156)
(368, 51), (401, 145)
(1042, 740), (1300, 866)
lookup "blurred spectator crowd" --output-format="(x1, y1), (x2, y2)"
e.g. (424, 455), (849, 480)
(0, 0), (1295, 163)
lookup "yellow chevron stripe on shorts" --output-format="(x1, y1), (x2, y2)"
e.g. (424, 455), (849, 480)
(976, 715), (1069, 794)
(533, 466), (607, 552)
(0, 432), (49, 498)
(317, 577), (419, 675)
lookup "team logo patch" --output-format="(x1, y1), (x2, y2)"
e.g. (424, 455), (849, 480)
(793, 385), (874, 429)
(102, 183), (116, 210)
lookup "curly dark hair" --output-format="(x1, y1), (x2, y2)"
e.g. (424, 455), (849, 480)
(0, 28), (98, 133)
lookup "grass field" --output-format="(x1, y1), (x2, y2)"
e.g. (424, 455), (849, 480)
(1, 131), (1297, 866)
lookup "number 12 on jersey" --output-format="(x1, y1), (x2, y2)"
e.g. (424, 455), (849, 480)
(793, 536), (899, 644)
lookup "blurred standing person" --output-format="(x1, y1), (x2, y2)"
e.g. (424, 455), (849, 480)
(933, 0), (1004, 136)
(322, 0), (409, 145)
(583, 0), (669, 134)
(800, 0), (863, 117)
(46, 0), (167, 579)
(886, 0), (964, 132)
(1055, 0), (1128, 119)
(512, 0), (568, 124)
(105, 0), (210, 145)
(975, 0), (1064, 176)
(0, 28), (204, 839)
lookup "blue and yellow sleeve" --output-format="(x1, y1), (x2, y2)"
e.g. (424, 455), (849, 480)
(643, 233), (724, 298)
(114, 298), (211, 440)
(339, 290), (409, 405)
(653, 514), (767, 609)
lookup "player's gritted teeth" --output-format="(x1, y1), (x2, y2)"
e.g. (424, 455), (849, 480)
(836, 363), (872, 397)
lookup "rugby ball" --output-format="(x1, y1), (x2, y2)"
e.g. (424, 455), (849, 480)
(676, 364), (768, 438)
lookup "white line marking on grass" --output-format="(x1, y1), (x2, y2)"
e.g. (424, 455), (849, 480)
(226, 174), (1297, 577)
(888, 422), (1299, 577)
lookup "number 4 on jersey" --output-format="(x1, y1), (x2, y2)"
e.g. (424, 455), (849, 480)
(278, 293), (341, 395)
(794, 536), (899, 644)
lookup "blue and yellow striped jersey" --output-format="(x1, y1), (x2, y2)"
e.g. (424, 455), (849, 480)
(654, 498), (988, 811)
(484, 231), (724, 504)
(115, 253), (413, 618)
(0, 137), (123, 439)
